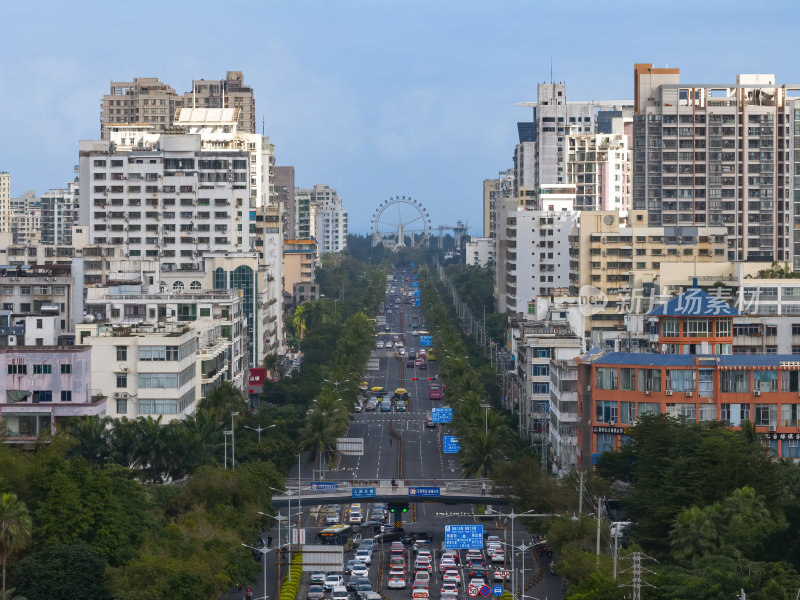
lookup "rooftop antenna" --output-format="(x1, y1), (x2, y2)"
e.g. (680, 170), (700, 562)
(192, 77), (196, 109)
(550, 56), (553, 84)
(262, 115), (265, 136)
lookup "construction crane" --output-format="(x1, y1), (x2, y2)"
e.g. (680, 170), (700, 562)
(437, 220), (468, 250)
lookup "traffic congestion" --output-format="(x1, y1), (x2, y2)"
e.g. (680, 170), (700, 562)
(294, 264), (526, 600)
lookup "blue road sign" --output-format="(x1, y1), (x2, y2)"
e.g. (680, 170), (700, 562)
(479, 586), (490, 597)
(352, 487), (376, 499)
(414, 290), (420, 298)
(432, 407), (453, 423)
(413, 281), (419, 288)
(492, 586), (504, 596)
(412, 262), (416, 267)
(415, 299), (420, 307)
(408, 486), (440, 497)
(443, 436), (460, 453)
(444, 524), (484, 549)
(310, 481), (338, 491)
(420, 335), (432, 346)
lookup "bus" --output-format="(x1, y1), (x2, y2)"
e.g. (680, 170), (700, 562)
(317, 524), (360, 550)
(393, 388), (409, 402)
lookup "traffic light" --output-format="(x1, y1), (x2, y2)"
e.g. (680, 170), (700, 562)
(388, 502), (410, 514)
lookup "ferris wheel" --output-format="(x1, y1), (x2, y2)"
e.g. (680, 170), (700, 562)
(371, 196), (431, 250)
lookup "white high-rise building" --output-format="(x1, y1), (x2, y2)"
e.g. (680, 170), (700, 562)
(0, 172), (10, 232)
(312, 185), (348, 254)
(495, 191), (579, 315)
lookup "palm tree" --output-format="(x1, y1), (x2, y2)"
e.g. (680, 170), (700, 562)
(0, 493), (32, 594)
(0, 587), (27, 600)
(669, 505), (720, 564)
(65, 415), (112, 464)
(300, 411), (340, 473)
(459, 430), (507, 479)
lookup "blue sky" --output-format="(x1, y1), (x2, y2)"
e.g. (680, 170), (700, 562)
(1, 0), (798, 234)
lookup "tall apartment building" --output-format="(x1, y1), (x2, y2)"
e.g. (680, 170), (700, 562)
(495, 194), (579, 315)
(483, 169), (515, 239)
(567, 134), (630, 211)
(294, 188), (312, 239)
(41, 182), (79, 246)
(465, 237), (495, 267)
(275, 166), (296, 239)
(0, 172), (9, 232)
(515, 83), (632, 208)
(185, 71), (256, 135)
(78, 126), (256, 270)
(311, 185), (348, 254)
(7, 191), (41, 246)
(632, 63), (800, 265)
(100, 78), (183, 139)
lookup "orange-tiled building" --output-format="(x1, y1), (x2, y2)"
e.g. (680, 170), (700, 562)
(578, 287), (800, 464)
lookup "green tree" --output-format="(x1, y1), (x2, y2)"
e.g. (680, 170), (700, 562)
(11, 543), (109, 600)
(0, 493), (31, 595)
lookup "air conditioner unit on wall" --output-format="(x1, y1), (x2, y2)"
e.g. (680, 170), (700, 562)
(753, 390), (761, 396)
(665, 390), (673, 396)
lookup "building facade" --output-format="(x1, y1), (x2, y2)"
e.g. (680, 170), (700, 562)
(632, 63), (800, 265)
(100, 77), (183, 140)
(465, 237), (495, 268)
(184, 71), (256, 135)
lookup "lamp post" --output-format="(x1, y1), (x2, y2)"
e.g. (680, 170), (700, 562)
(242, 542), (277, 600)
(244, 423), (276, 444)
(231, 411), (239, 470)
(480, 402), (491, 436)
(223, 430), (232, 470)
(497, 508), (541, 598)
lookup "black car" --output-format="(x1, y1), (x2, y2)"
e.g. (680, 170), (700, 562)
(347, 576), (371, 591)
(406, 359), (416, 368)
(402, 531), (432, 545)
(354, 582), (373, 599)
(469, 568), (489, 582)
(374, 526), (405, 543)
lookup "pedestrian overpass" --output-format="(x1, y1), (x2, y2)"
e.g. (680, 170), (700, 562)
(270, 479), (510, 507)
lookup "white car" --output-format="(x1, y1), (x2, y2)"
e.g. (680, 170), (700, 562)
(494, 569), (511, 582)
(442, 570), (461, 585)
(439, 559), (456, 573)
(387, 575), (406, 589)
(397, 347), (406, 356)
(414, 557), (432, 572)
(349, 511), (363, 525)
(351, 562), (369, 577)
(355, 549), (371, 565)
(377, 341), (384, 349)
(440, 583), (458, 596)
(389, 567), (406, 578)
(331, 586), (349, 600)
(324, 574), (344, 591)
(385, 340), (393, 348)
(414, 571), (430, 584)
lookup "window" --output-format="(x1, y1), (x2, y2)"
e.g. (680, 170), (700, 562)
(782, 403), (799, 427)
(531, 382), (550, 395)
(117, 398), (128, 414)
(33, 391), (53, 403)
(532, 365), (549, 377)
(698, 369), (714, 398)
(721, 403), (751, 426)
(596, 368), (618, 390)
(116, 346), (127, 361)
(753, 370), (778, 392)
(667, 369), (696, 392)
(661, 318), (679, 336)
(530, 347), (552, 358)
(666, 403), (696, 420)
(60, 364), (71, 374)
(698, 404), (717, 422)
(716, 318), (732, 337)
(721, 370), (750, 393)
(781, 370), (800, 392)
(637, 402), (660, 417)
(596, 401), (618, 423)
(782, 439), (800, 458)
(685, 318), (710, 338)
(200, 308), (211, 317)
(621, 368), (636, 391)
(33, 364), (52, 375)
(7, 364), (27, 375)
(637, 369), (662, 392)
(60, 390), (72, 402)
(620, 402), (636, 424)
(596, 433), (614, 453)
(754, 403), (777, 427)
(116, 373), (127, 388)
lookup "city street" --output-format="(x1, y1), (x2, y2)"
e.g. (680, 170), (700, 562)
(234, 267), (562, 600)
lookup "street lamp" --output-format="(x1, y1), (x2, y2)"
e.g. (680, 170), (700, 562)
(259, 511), (288, 550)
(480, 402), (492, 436)
(223, 430), (232, 470)
(495, 508), (541, 598)
(231, 411), (239, 470)
(323, 378), (351, 391)
(242, 542), (277, 600)
(244, 423), (276, 444)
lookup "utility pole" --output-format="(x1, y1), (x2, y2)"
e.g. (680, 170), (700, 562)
(578, 470), (585, 515)
(632, 552), (641, 600)
(612, 522), (619, 580)
(231, 412), (239, 470)
(596, 497), (603, 569)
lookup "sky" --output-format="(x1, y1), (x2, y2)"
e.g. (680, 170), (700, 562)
(1, 0), (799, 235)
